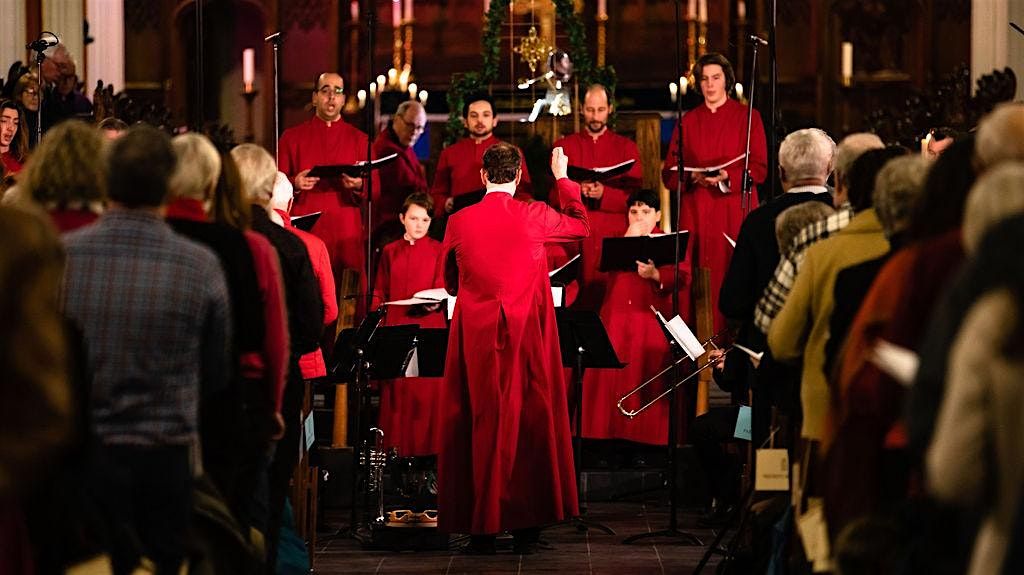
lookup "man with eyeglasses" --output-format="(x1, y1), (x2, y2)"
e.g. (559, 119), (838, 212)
(279, 72), (380, 285)
(370, 100), (429, 245)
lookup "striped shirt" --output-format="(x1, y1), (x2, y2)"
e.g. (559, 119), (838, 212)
(63, 210), (231, 446)
(753, 204), (854, 333)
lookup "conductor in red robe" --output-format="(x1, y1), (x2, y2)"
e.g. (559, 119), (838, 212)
(278, 72), (380, 282)
(437, 143), (588, 553)
(430, 94), (532, 218)
(552, 84), (643, 309)
(372, 193), (446, 457)
(662, 53), (768, 334)
(371, 100), (428, 246)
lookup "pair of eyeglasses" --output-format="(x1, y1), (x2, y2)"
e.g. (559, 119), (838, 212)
(318, 86), (344, 96)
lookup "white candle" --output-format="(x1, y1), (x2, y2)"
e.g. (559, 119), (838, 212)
(404, 0), (413, 21)
(669, 82), (678, 103)
(392, 0), (401, 28)
(735, 83), (743, 100)
(841, 42), (853, 82)
(399, 65), (411, 92)
(242, 48), (255, 93)
(737, 0), (746, 20)
(680, 76), (688, 95)
(408, 82), (418, 99)
(369, 82), (378, 98)
(598, 0), (607, 18)
(921, 132), (931, 157)
(357, 89), (367, 109)
(350, 0), (359, 21)
(484, 0), (490, 14)
(418, 90), (428, 105)
(687, 0), (696, 20)
(698, 0), (707, 22)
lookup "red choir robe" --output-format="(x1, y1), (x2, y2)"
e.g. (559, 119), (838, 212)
(370, 127), (427, 235)
(429, 134), (533, 218)
(437, 178), (589, 534)
(372, 235), (446, 456)
(662, 98), (767, 333)
(278, 115), (380, 281)
(551, 130), (643, 309)
(581, 227), (689, 445)
(1, 151), (23, 176)
(276, 209), (338, 379)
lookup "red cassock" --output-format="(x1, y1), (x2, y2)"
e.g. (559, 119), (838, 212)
(429, 134), (533, 218)
(551, 130), (643, 310)
(278, 116), (380, 279)
(372, 236), (446, 457)
(437, 178), (589, 534)
(582, 228), (686, 445)
(662, 99), (767, 333)
(370, 128), (427, 233)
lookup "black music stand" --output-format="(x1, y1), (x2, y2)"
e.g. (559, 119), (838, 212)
(555, 308), (624, 536)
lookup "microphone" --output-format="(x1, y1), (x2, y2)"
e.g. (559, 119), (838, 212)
(748, 34), (768, 46)
(26, 32), (59, 52)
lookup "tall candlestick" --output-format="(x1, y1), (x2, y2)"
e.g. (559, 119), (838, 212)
(687, 0), (696, 19)
(484, 0), (490, 14)
(404, 0), (413, 21)
(598, 0), (607, 18)
(841, 41), (853, 85)
(242, 48), (255, 93)
(350, 0), (359, 21)
(392, 0), (401, 28)
(737, 0), (746, 20)
(698, 0), (707, 22)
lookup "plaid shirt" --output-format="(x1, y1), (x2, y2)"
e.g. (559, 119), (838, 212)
(753, 204), (854, 333)
(63, 210), (231, 446)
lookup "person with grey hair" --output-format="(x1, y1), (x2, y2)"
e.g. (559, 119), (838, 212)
(872, 156), (930, 240)
(371, 100), (428, 245)
(231, 143), (324, 568)
(834, 133), (885, 209)
(694, 128), (836, 525)
(974, 102), (1024, 172)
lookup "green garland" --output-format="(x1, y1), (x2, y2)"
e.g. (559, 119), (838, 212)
(445, 0), (617, 143)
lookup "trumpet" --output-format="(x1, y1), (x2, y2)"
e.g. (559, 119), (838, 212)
(617, 310), (731, 418)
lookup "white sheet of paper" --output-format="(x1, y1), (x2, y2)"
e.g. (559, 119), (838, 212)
(723, 232), (736, 248)
(733, 405), (752, 441)
(384, 297), (439, 306)
(404, 347), (420, 377)
(733, 343), (764, 361)
(551, 286), (564, 307)
(869, 339), (919, 387)
(668, 153), (747, 172)
(549, 253), (581, 277)
(796, 499), (831, 565)
(303, 411), (316, 453)
(666, 315), (706, 360)
(755, 448), (789, 491)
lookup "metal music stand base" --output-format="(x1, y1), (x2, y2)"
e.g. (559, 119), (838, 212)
(622, 527), (703, 546)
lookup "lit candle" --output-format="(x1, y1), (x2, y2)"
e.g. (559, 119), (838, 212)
(369, 82), (378, 98)
(735, 83), (743, 100)
(350, 0), (359, 21)
(392, 0), (401, 28)
(669, 82), (678, 103)
(404, 0), (413, 21)
(921, 132), (932, 157)
(698, 0), (707, 22)
(680, 76), (688, 95)
(387, 68), (398, 87)
(841, 42), (853, 84)
(408, 82), (417, 99)
(598, 0), (607, 18)
(399, 65), (411, 92)
(484, 0), (490, 14)
(737, 0), (746, 20)
(687, 0), (696, 20)
(242, 48), (255, 93)
(357, 89), (367, 109)
(418, 90), (428, 105)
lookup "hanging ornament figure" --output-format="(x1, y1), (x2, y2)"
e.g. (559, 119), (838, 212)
(519, 50), (574, 122)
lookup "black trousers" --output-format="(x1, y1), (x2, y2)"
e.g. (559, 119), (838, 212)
(688, 405), (742, 506)
(264, 375), (306, 573)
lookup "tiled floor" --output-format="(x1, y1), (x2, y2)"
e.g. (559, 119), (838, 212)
(312, 502), (730, 574)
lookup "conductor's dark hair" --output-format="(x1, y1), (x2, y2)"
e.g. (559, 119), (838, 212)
(846, 146), (908, 212)
(481, 142), (521, 184)
(462, 93), (496, 119)
(107, 124), (176, 208)
(692, 53), (736, 98)
(627, 189), (661, 212)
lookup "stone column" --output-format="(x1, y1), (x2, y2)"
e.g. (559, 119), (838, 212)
(85, 0), (124, 90)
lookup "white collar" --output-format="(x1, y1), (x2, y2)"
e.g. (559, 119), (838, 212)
(485, 183), (515, 195)
(787, 184), (830, 195)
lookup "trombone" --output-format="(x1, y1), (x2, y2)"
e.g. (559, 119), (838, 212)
(617, 309), (731, 419)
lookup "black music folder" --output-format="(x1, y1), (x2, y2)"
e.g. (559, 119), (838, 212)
(290, 211), (321, 232)
(306, 152), (399, 178)
(566, 159), (635, 183)
(598, 231), (690, 272)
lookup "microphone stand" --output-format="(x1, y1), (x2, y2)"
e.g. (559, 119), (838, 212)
(363, 1), (377, 318)
(622, 0), (701, 547)
(194, 0), (205, 131)
(265, 31), (282, 161)
(767, 0), (778, 200)
(32, 46), (46, 146)
(740, 35), (765, 216)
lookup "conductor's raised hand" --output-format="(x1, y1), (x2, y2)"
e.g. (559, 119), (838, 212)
(551, 146), (569, 180)
(295, 169), (319, 191)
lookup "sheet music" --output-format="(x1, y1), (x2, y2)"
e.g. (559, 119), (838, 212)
(548, 254), (581, 278)
(668, 153), (747, 173)
(723, 232), (737, 248)
(653, 307), (705, 360)
(733, 343), (764, 361)
(869, 339), (919, 387)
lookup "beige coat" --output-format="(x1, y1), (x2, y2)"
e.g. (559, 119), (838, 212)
(928, 288), (1024, 575)
(768, 208), (889, 440)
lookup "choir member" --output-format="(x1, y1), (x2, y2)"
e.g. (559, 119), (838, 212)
(662, 53), (768, 334)
(1, 99), (28, 177)
(371, 101), (429, 247)
(437, 144), (587, 554)
(430, 94), (532, 218)
(372, 193), (445, 456)
(581, 189), (681, 446)
(551, 84), (644, 309)
(278, 72), (379, 283)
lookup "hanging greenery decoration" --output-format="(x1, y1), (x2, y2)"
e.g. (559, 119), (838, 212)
(445, 0), (617, 143)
